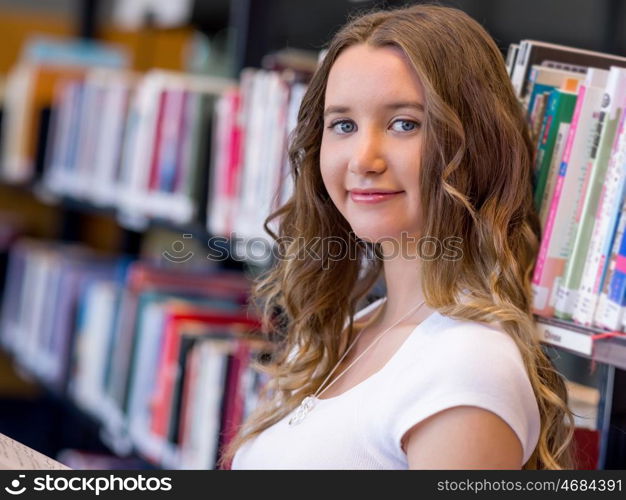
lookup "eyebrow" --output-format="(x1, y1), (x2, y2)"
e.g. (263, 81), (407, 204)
(323, 101), (424, 118)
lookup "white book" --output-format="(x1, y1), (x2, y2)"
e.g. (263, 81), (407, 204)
(207, 91), (236, 237)
(594, 193), (626, 329)
(236, 70), (271, 242)
(574, 75), (626, 326)
(505, 43), (519, 77)
(511, 39), (626, 98)
(18, 247), (51, 374)
(179, 340), (229, 470)
(554, 66), (626, 319)
(44, 80), (79, 194)
(118, 70), (233, 225)
(0, 64), (35, 183)
(229, 70), (257, 238)
(527, 65), (585, 108)
(127, 301), (168, 440)
(70, 281), (118, 418)
(255, 72), (289, 243)
(531, 68), (608, 317)
(539, 122), (570, 230)
(73, 76), (105, 198)
(91, 70), (135, 206)
(117, 71), (165, 221)
(277, 82), (307, 209)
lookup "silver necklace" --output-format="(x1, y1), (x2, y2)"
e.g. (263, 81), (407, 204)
(288, 297), (426, 426)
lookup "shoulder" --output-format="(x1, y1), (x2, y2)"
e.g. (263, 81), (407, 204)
(406, 315), (527, 380)
(394, 313), (529, 386)
(384, 313), (541, 466)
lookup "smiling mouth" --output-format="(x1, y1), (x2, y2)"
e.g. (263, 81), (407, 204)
(349, 191), (404, 203)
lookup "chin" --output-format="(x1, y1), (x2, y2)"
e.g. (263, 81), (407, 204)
(350, 226), (404, 244)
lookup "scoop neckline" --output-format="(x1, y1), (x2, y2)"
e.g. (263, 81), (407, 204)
(315, 297), (440, 403)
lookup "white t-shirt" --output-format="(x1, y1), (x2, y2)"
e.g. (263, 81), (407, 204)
(232, 297), (541, 469)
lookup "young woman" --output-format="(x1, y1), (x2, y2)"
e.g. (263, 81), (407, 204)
(224, 4), (574, 469)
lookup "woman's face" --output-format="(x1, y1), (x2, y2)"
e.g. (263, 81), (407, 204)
(320, 44), (426, 243)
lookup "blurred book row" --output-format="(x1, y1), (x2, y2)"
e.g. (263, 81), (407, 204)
(0, 237), (269, 469)
(0, 37), (308, 256)
(507, 40), (626, 334)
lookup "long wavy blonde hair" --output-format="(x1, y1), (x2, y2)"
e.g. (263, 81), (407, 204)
(221, 3), (574, 469)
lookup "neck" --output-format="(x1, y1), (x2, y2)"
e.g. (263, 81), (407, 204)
(378, 236), (431, 323)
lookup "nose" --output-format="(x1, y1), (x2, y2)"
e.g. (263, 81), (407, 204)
(347, 129), (387, 175)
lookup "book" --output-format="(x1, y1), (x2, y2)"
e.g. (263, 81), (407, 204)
(539, 122), (570, 230)
(1, 64), (86, 183)
(574, 85), (626, 326)
(526, 65), (584, 123)
(116, 70), (233, 227)
(532, 68), (609, 317)
(0, 433), (71, 470)
(207, 87), (242, 237)
(595, 195), (626, 329)
(149, 308), (260, 440)
(511, 39), (626, 98)
(554, 67), (626, 319)
(533, 88), (577, 214)
(232, 69), (290, 253)
(505, 43), (519, 77)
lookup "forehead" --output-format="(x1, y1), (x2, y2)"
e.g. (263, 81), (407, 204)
(325, 44), (425, 103)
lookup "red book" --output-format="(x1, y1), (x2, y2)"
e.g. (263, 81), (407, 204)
(572, 427), (600, 470)
(149, 306), (260, 442)
(177, 339), (200, 448)
(128, 262), (251, 302)
(217, 340), (250, 469)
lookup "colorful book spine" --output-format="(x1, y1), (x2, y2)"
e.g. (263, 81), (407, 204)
(554, 67), (626, 319)
(539, 122), (570, 230)
(529, 91), (550, 146)
(594, 193), (626, 329)
(533, 89), (577, 212)
(532, 69), (609, 317)
(574, 90), (626, 326)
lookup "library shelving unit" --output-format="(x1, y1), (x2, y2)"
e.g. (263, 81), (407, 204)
(1, 0), (626, 470)
(536, 315), (626, 371)
(5, 180), (626, 373)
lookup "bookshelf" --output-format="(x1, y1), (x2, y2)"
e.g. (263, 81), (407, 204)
(536, 315), (626, 370)
(4, 179), (626, 370)
(0, 0), (625, 470)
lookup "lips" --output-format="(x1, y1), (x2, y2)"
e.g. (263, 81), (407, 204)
(349, 190), (404, 203)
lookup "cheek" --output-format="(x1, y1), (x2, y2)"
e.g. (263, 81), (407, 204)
(319, 142), (342, 195)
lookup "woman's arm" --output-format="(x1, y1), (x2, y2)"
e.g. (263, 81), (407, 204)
(402, 406), (524, 469)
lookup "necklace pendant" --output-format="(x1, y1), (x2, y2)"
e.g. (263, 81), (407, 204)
(288, 395), (317, 426)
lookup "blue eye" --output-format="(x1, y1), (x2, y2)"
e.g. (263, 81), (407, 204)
(391, 119), (420, 132)
(329, 120), (355, 134)
(327, 118), (421, 135)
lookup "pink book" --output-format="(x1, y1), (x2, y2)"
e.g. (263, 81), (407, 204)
(532, 69), (609, 317)
(532, 86), (586, 316)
